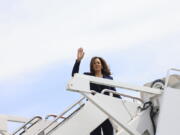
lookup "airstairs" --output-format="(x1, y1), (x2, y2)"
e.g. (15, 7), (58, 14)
(1, 68), (180, 135)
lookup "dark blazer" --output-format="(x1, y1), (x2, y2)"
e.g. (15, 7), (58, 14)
(72, 60), (121, 98)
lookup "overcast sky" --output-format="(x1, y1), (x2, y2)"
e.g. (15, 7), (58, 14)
(0, 0), (180, 130)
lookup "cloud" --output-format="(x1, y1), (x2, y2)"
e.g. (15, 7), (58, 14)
(0, 0), (180, 80)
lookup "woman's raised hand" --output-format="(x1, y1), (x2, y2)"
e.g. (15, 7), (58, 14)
(77, 48), (85, 61)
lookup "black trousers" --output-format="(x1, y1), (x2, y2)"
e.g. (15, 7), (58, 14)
(90, 119), (114, 135)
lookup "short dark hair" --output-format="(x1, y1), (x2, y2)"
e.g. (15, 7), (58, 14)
(90, 56), (111, 76)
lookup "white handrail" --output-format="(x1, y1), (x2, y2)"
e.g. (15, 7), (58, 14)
(101, 89), (144, 104)
(68, 74), (162, 95)
(37, 97), (85, 135)
(12, 116), (42, 135)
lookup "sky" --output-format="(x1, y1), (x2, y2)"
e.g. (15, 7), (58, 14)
(0, 0), (180, 131)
